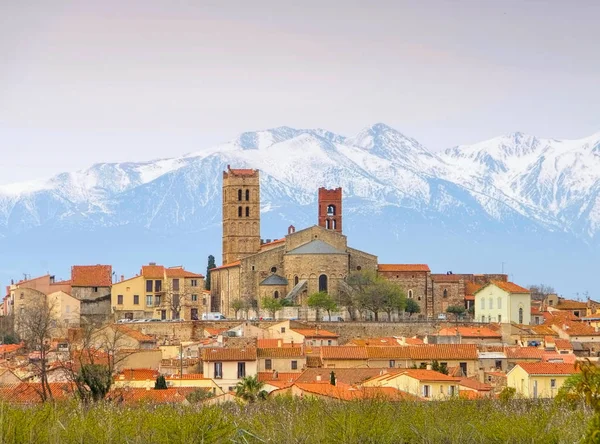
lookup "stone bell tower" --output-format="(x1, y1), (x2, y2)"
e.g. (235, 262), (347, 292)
(318, 187), (342, 233)
(222, 166), (261, 264)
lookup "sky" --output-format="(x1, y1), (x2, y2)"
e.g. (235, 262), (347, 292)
(1, 0), (599, 185)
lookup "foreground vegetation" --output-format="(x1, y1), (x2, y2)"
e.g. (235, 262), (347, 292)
(0, 398), (591, 444)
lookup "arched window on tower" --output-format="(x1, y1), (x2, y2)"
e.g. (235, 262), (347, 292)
(245, 189), (250, 201)
(408, 289), (413, 299)
(274, 291), (279, 299)
(327, 205), (336, 216)
(443, 289), (448, 298)
(325, 220), (330, 229)
(238, 206), (242, 217)
(332, 220), (336, 230)
(238, 189), (242, 201)
(245, 207), (250, 217)
(519, 306), (524, 324)
(294, 276), (299, 286)
(318, 274), (328, 293)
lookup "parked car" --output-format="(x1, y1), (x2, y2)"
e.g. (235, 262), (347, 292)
(437, 313), (447, 320)
(201, 312), (226, 321)
(116, 319), (130, 324)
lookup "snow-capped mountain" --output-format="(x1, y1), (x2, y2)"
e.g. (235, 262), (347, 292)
(0, 124), (598, 296)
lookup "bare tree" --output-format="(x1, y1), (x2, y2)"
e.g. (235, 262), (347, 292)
(159, 279), (199, 320)
(529, 284), (556, 301)
(16, 294), (57, 402)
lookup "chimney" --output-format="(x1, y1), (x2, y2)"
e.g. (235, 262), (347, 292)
(288, 225), (295, 234)
(120, 275), (124, 282)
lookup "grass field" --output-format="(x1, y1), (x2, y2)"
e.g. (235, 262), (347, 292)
(0, 397), (590, 443)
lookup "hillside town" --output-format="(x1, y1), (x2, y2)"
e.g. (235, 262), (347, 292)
(0, 166), (597, 405)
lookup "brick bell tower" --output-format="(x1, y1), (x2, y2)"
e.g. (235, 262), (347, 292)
(222, 166), (261, 264)
(318, 187), (342, 233)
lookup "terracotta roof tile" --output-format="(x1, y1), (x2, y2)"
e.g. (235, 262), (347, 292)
(321, 346), (368, 360)
(554, 339), (573, 350)
(556, 299), (587, 310)
(465, 282), (483, 296)
(292, 329), (338, 339)
(71, 265), (112, 287)
(115, 368), (159, 381)
(553, 320), (597, 336)
(490, 281), (530, 293)
(141, 265), (165, 279)
(227, 168), (257, 176)
(165, 373), (207, 380)
(260, 239), (286, 250)
(377, 264), (430, 272)
(306, 356), (322, 368)
(256, 339), (302, 348)
(397, 369), (460, 382)
(108, 387), (196, 404)
(116, 326), (156, 343)
(438, 327), (501, 338)
(257, 347), (305, 358)
(288, 382), (417, 401)
(458, 378), (493, 391)
(515, 362), (578, 375)
(504, 346), (545, 360)
(257, 372), (302, 383)
(347, 337), (401, 346)
(297, 368), (383, 385)
(165, 267), (204, 278)
(201, 347), (257, 361)
(0, 383), (76, 404)
(365, 347), (412, 359)
(409, 344), (478, 360)
(210, 261), (241, 271)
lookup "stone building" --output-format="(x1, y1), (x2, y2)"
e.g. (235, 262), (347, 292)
(70, 265), (113, 322)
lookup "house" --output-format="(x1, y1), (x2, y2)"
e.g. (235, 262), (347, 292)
(507, 362), (578, 398)
(478, 350), (508, 373)
(257, 347), (306, 373)
(70, 265), (113, 322)
(407, 344), (479, 377)
(295, 368), (383, 386)
(504, 346), (545, 370)
(319, 346), (369, 368)
(264, 321), (339, 346)
(111, 263), (206, 321)
(107, 387), (196, 405)
(437, 326), (502, 344)
(474, 281), (531, 325)
(363, 369), (460, 400)
(201, 347), (257, 391)
(47, 291), (81, 330)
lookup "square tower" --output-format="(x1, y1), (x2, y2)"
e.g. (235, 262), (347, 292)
(318, 187), (342, 232)
(222, 166), (261, 264)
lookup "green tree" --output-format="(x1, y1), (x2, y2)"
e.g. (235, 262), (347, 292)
(499, 386), (516, 403)
(205, 255), (216, 290)
(330, 371), (336, 386)
(405, 299), (421, 317)
(261, 297), (283, 319)
(77, 364), (112, 402)
(235, 375), (267, 403)
(231, 299), (250, 319)
(307, 291), (338, 321)
(431, 360), (449, 375)
(346, 270), (386, 321)
(186, 388), (215, 403)
(380, 281), (406, 321)
(155, 375), (167, 390)
(446, 305), (466, 322)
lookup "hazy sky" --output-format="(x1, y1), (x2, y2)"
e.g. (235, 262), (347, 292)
(1, 1), (599, 185)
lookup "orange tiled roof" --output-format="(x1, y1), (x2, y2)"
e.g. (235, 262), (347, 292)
(490, 281), (530, 293)
(201, 347), (257, 361)
(504, 346), (545, 360)
(458, 378), (493, 391)
(165, 373), (207, 380)
(115, 368), (159, 381)
(0, 343), (23, 354)
(321, 346), (368, 360)
(210, 261), (241, 271)
(108, 387), (196, 404)
(465, 282), (483, 296)
(438, 327), (501, 338)
(292, 329), (338, 339)
(306, 356), (322, 368)
(556, 299), (587, 310)
(404, 337), (425, 345)
(0, 383), (76, 404)
(256, 339), (302, 348)
(397, 369), (460, 382)
(288, 382), (417, 401)
(409, 344), (478, 360)
(554, 339), (573, 350)
(297, 368), (383, 385)
(257, 347), (305, 358)
(227, 168), (257, 176)
(165, 267), (204, 278)
(141, 264), (165, 278)
(347, 337), (401, 346)
(377, 264), (430, 272)
(116, 326), (156, 343)
(530, 325), (557, 336)
(204, 328), (227, 336)
(553, 320), (597, 336)
(258, 372), (303, 383)
(260, 239), (286, 249)
(365, 347), (412, 359)
(71, 265), (112, 287)
(515, 362), (578, 375)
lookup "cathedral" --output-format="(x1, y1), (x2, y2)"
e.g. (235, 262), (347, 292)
(210, 166), (508, 319)
(210, 166), (377, 317)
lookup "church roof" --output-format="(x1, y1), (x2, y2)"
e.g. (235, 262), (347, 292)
(286, 240), (346, 255)
(260, 275), (289, 286)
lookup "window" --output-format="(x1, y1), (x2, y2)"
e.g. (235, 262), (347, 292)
(519, 307), (524, 324)
(238, 189), (242, 201)
(245, 207), (250, 217)
(440, 385), (444, 395)
(449, 385), (456, 396)
(488, 298), (493, 309)
(93, 287), (98, 292)
(443, 289), (448, 298)
(191, 279), (198, 287)
(214, 362), (223, 378)
(327, 205), (336, 216)
(281, 327), (286, 333)
(160, 310), (167, 320)
(481, 315), (485, 322)
(265, 359), (272, 370)
(133, 295), (139, 305)
(481, 298), (485, 310)
(155, 295), (161, 305)
(327, 340), (332, 346)
(459, 362), (467, 376)
(294, 276), (299, 286)
(146, 280), (153, 292)
(274, 291), (279, 299)
(271, 266), (277, 273)
(551, 379), (556, 389)
(497, 297), (502, 309)
(422, 385), (430, 398)
(173, 294), (180, 308)
(237, 362), (246, 378)
(192, 294), (198, 302)
(408, 290), (413, 299)
(19, 293), (24, 300)
(155, 280), (162, 292)
(291, 360), (298, 370)
(498, 314), (502, 323)
(238, 206), (242, 217)
(319, 274), (328, 293)
(146, 295), (153, 306)
(191, 308), (198, 320)
(117, 295), (123, 305)
(495, 360), (502, 370)
(245, 189), (250, 201)
(172, 279), (180, 291)
(202, 297), (207, 306)
(325, 219), (330, 229)
(389, 360), (396, 368)
(66, 305), (70, 313)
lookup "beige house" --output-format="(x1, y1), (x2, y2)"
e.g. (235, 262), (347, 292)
(265, 321), (339, 346)
(257, 347), (306, 373)
(47, 291), (80, 329)
(111, 264), (206, 321)
(363, 369), (460, 400)
(201, 347), (258, 392)
(507, 362), (578, 398)
(474, 281), (531, 325)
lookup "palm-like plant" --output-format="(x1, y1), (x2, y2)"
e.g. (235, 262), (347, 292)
(235, 375), (267, 403)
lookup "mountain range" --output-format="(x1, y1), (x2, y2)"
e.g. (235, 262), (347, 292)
(1, 123), (599, 297)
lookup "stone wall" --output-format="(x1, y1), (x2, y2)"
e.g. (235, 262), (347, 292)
(80, 294), (112, 323)
(72, 286), (111, 302)
(378, 270), (430, 316)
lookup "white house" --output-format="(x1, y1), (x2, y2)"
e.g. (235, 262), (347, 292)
(474, 281), (531, 325)
(201, 347), (258, 392)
